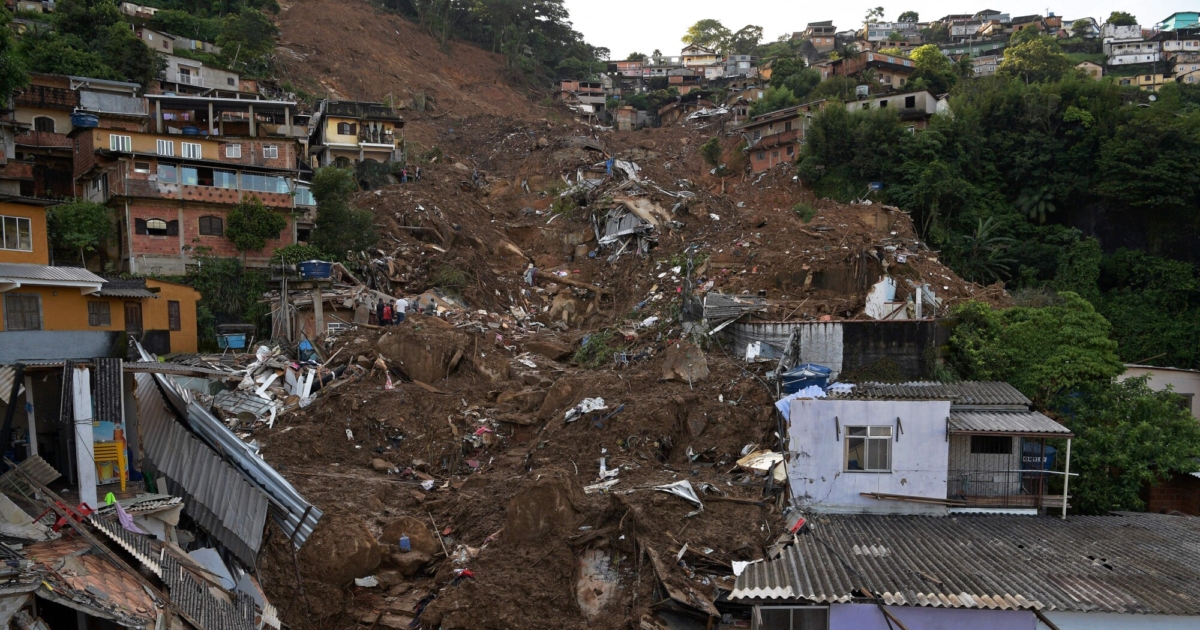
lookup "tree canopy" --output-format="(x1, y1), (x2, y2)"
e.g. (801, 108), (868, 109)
(14, 0), (165, 87)
(47, 199), (112, 265)
(1106, 11), (1137, 26)
(999, 36), (1073, 83)
(226, 197), (287, 262)
(681, 19), (730, 50)
(897, 10), (919, 22)
(309, 167), (379, 259)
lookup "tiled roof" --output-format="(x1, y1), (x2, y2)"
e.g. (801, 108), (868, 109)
(829, 381), (1031, 406)
(948, 410), (1072, 435)
(732, 513), (1200, 615)
(0, 263), (105, 284)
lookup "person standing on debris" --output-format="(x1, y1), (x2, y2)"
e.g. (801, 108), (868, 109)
(414, 166), (422, 182)
(394, 296), (408, 324)
(401, 167), (408, 184)
(382, 301), (394, 326)
(375, 298), (386, 326)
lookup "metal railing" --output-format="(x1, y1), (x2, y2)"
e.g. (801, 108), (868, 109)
(175, 72), (205, 87)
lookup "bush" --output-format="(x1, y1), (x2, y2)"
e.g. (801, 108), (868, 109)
(573, 329), (620, 369)
(47, 198), (112, 265)
(792, 202), (817, 223)
(226, 196), (288, 262)
(700, 137), (722, 167)
(309, 167), (378, 259)
(270, 243), (328, 265)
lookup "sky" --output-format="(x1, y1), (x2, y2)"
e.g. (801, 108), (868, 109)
(562, 0), (1184, 59)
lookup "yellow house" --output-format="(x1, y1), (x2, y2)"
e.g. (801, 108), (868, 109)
(311, 100), (405, 168)
(682, 44), (721, 70)
(0, 197), (201, 360)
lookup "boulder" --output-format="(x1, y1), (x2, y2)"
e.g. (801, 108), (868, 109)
(504, 472), (581, 543)
(377, 324), (470, 384)
(298, 515), (381, 586)
(384, 551), (433, 578)
(380, 516), (441, 556)
(370, 458), (395, 472)
(474, 352), (510, 382)
(496, 389), (546, 413)
(661, 341), (709, 383)
(537, 378), (580, 421)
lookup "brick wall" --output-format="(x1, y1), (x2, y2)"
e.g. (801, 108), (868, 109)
(73, 130), (95, 178)
(127, 200), (293, 262)
(1146, 473), (1200, 515)
(215, 139), (298, 170)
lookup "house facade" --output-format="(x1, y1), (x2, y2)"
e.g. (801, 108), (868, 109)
(803, 21), (837, 53)
(1076, 61), (1104, 79)
(681, 45), (720, 70)
(735, 100), (828, 173)
(843, 90), (940, 130)
(310, 100), (405, 168)
(1158, 11), (1200, 31)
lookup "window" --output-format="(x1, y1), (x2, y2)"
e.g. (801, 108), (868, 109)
(845, 426), (891, 472)
(168, 300), (181, 331)
(295, 184), (315, 206)
(158, 163), (177, 183)
(904, 95), (916, 108)
(262, 145), (279, 159)
(213, 169), (237, 189)
(1, 216), (33, 251)
(878, 100), (888, 108)
(182, 142), (202, 159)
(135, 218), (178, 237)
(786, 145), (794, 156)
(970, 435), (1013, 454)
(240, 172), (289, 193)
(198, 215), (223, 236)
(162, 39), (169, 49)
(756, 151), (766, 161)
(226, 144), (242, 159)
(758, 606), (829, 629)
(4, 294), (41, 331)
(110, 134), (132, 152)
(336, 122), (357, 135)
(33, 116), (55, 133)
(157, 139), (175, 156)
(227, 77), (235, 86)
(133, 161), (151, 174)
(87, 301), (111, 327)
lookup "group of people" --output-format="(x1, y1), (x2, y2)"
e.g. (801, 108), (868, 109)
(400, 166), (422, 184)
(376, 296), (410, 326)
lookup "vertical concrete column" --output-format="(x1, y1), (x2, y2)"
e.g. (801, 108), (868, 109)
(72, 367), (97, 509)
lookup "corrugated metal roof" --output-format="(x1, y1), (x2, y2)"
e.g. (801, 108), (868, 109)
(0, 263), (105, 284)
(96, 287), (157, 298)
(133, 370), (269, 565)
(829, 382), (1031, 406)
(949, 410), (1072, 435)
(732, 513), (1200, 614)
(124, 361), (228, 377)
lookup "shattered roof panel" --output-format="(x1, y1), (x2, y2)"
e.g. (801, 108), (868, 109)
(703, 293), (769, 320)
(829, 382), (1031, 406)
(949, 410), (1072, 435)
(732, 513), (1200, 614)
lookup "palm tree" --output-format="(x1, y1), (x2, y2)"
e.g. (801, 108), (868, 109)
(960, 217), (1016, 283)
(1015, 185), (1056, 224)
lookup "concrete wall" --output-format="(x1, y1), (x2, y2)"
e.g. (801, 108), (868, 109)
(1039, 612), (1200, 630)
(0, 201), (49, 265)
(831, 604), (1035, 630)
(1119, 366), (1200, 417)
(729, 320), (950, 381)
(788, 399), (951, 514)
(0, 331), (120, 362)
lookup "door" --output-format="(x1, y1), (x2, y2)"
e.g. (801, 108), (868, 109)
(124, 302), (143, 335)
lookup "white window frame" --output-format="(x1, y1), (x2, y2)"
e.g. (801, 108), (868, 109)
(225, 144), (241, 158)
(0, 215), (34, 252)
(262, 145), (279, 159)
(157, 139), (175, 157)
(110, 134), (132, 152)
(844, 426), (892, 473)
(182, 142), (202, 159)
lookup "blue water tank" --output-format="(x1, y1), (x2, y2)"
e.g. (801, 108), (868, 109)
(781, 363), (832, 394)
(70, 112), (99, 129)
(298, 260), (333, 280)
(182, 126), (202, 136)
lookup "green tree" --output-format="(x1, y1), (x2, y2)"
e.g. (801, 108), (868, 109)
(217, 9), (278, 77)
(1105, 11), (1137, 26)
(897, 10), (919, 22)
(309, 167), (378, 258)
(626, 51), (646, 61)
(1070, 18), (1095, 37)
(948, 294), (1123, 406)
(998, 37), (1072, 83)
(911, 44), (954, 75)
(920, 22), (949, 44)
(700, 137), (722, 167)
(864, 6), (884, 23)
(1096, 115), (1200, 216)
(1063, 377), (1200, 514)
(225, 196), (287, 264)
(726, 24), (763, 55)
(748, 86), (797, 116)
(681, 19), (730, 50)
(47, 199), (112, 265)
(0, 9), (28, 100)
(186, 254), (269, 347)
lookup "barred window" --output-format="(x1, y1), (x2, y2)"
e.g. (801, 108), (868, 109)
(88, 301), (111, 327)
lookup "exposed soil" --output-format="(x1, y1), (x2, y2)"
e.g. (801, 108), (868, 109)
(259, 5), (1009, 628)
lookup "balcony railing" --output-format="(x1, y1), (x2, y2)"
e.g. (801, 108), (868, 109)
(947, 435), (1068, 510)
(175, 72), (205, 87)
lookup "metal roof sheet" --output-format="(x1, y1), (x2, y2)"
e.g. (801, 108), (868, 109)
(0, 263), (105, 284)
(133, 370), (269, 565)
(829, 382), (1031, 406)
(732, 513), (1200, 615)
(96, 287), (157, 298)
(949, 410), (1072, 435)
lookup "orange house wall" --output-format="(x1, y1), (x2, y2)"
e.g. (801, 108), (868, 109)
(0, 202), (50, 265)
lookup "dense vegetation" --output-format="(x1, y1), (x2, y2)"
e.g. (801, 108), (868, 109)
(369, 0), (607, 84)
(791, 36), (1200, 371)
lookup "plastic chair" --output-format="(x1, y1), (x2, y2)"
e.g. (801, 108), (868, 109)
(93, 442), (126, 492)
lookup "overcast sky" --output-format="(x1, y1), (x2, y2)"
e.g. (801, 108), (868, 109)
(562, 1), (1183, 59)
